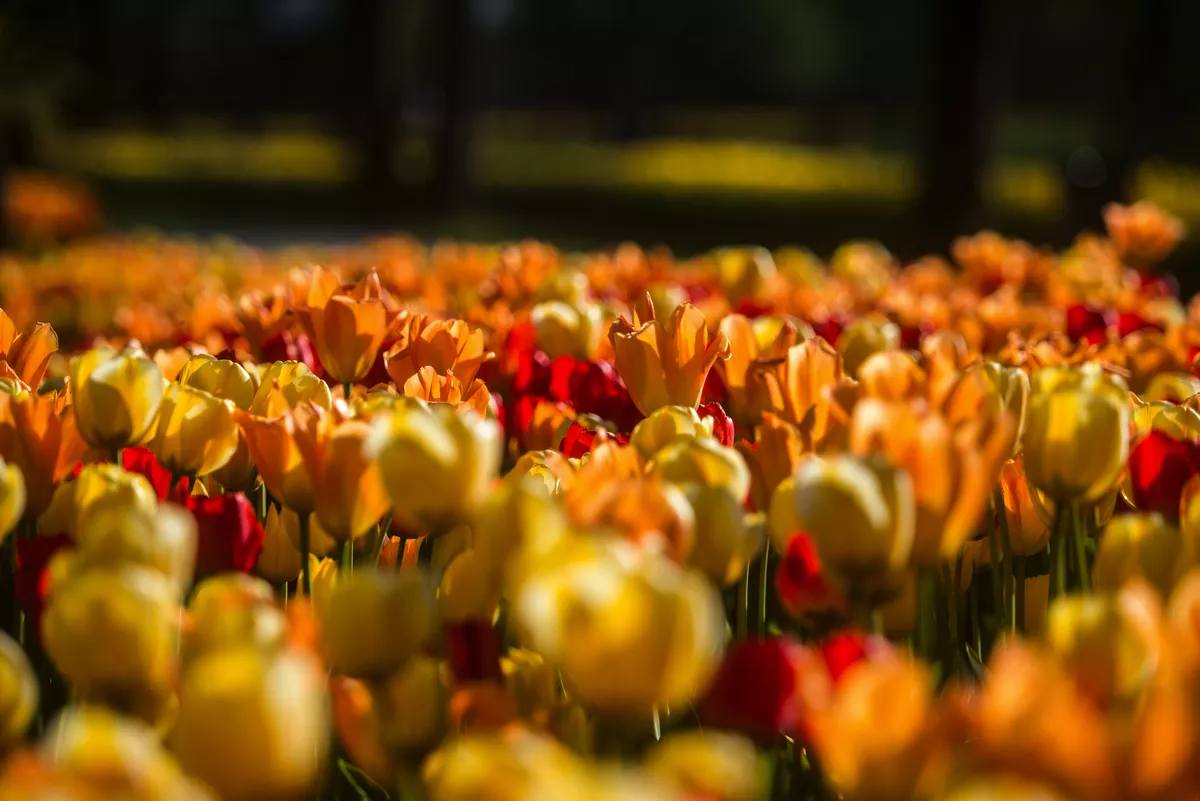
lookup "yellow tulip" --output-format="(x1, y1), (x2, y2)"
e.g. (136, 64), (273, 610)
(629, 405), (714, 459)
(0, 459), (23, 542)
(374, 655), (448, 752)
(367, 404), (502, 532)
(180, 357), (259, 490)
(472, 478), (567, 587)
(184, 574), (287, 664)
(69, 347), (164, 452)
(512, 541), (724, 716)
(608, 294), (731, 414)
(506, 449), (578, 495)
(74, 501), (196, 598)
(836, 317), (900, 379)
(1142, 371), (1200, 404)
(1094, 512), (1186, 599)
(51, 463), (157, 541)
(316, 569), (436, 679)
(649, 438), (751, 503)
(150, 383), (239, 478)
(960, 361), (1030, 454)
(681, 484), (764, 586)
(1024, 366), (1130, 503)
(856, 350), (926, 401)
(172, 647), (329, 801)
(258, 505), (306, 583)
(0, 632), (36, 752)
(644, 731), (761, 801)
(291, 404), (390, 542)
(769, 454), (914, 603)
(423, 728), (587, 801)
(531, 299), (606, 359)
(41, 566), (179, 700)
(248, 361), (331, 418)
(440, 549), (501, 622)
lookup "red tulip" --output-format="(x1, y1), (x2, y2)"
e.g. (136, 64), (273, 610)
(259, 330), (322, 378)
(16, 533), (73, 636)
(698, 401), (736, 447)
(188, 493), (265, 575)
(1065, 303), (1114, 344)
(1117, 311), (1161, 338)
(1129, 430), (1200, 522)
(446, 621), (502, 684)
(776, 533), (847, 620)
(122, 446), (187, 501)
(696, 637), (807, 743)
(547, 356), (642, 432)
(560, 421), (628, 459)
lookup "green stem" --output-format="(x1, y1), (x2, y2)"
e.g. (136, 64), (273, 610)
(257, 483), (269, 524)
(341, 540), (354, 574)
(1051, 508), (1067, 600)
(1072, 502), (1091, 593)
(757, 548), (770, 638)
(995, 488), (1014, 628)
(299, 513), (312, 595)
(986, 498), (1005, 631)
(343, 382), (353, 400)
(969, 584), (982, 656)
(1014, 556), (1026, 635)
(736, 563), (750, 639)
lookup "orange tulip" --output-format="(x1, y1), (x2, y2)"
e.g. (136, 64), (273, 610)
(402, 366), (492, 417)
(738, 412), (813, 512)
(997, 455), (1052, 557)
(1103, 200), (1184, 265)
(715, 313), (801, 424)
(0, 310), (58, 390)
(292, 403), (389, 542)
(608, 293), (731, 415)
(236, 290), (289, 352)
(385, 315), (493, 388)
(0, 390), (87, 519)
(752, 338), (844, 436)
(856, 351), (926, 401)
(567, 477), (695, 562)
(235, 408), (315, 516)
(295, 270), (388, 385)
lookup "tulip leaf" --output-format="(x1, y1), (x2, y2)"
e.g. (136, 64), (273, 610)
(337, 759), (390, 801)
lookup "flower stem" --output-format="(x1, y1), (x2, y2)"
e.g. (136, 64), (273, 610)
(1051, 507), (1067, 600)
(342, 540), (354, 574)
(995, 487), (1014, 628)
(917, 568), (938, 663)
(736, 563), (750, 638)
(299, 513), (312, 595)
(1072, 502), (1091, 593)
(986, 498), (1005, 629)
(757, 548), (770, 638)
(343, 382), (352, 401)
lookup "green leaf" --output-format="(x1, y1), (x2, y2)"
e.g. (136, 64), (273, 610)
(338, 759), (390, 801)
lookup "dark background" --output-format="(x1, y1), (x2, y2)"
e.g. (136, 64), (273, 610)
(2, 0), (1199, 272)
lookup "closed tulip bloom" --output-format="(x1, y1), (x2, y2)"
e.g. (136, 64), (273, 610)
(41, 566), (179, 700)
(681, 484), (764, 586)
(373, 654), (449, 752)
(531, 300), (606, 360)
(507, 449), (577, 494)
(472, 478), (568, 586)
(513, 543), (725, 716)
(649, 438), (751, 503)
(0, 389), (87, 519)
(739, 412), (814, 513)
(856, 351), (926, 401)
(292, 404), (389, 542)
(51, 463), (158, 541)
(998, 456), (1052, 556)
(752, 338), (844, 434)
(0, 460), (23, 542)
(568, 477), (696, 562)
(178, 355), (256, 409)
(0, 632), (37, 752)
(716, 313), (801, 425)
(69, 348), (165, 451)
(236, 408), (315, 515)
(150, 383), (239, 478)
(1094, 512), (1185, 598)
(959, 361), (1030, 454)
(367, 404), (502, 532)
(385, 314), (494, 388)
(258, 505), (306, 583)
(836, 317), (900, 379)
(1142, 371), (1200, 404)
(0, 310), (58, 389)
(184, 574), (287, 663)
(74, 502), (196, 598)
(644, 731), (762, 801)
(769, 455), (914, 603)
(608, 293), (731, 415)
(317, 569), (436, 679)
(423, 728), (587, 801)
(296, 272), (388, 385)
(1024, 366), (1131, 503)
(630, 405), (714, 459)
(172, 647), (329, 801)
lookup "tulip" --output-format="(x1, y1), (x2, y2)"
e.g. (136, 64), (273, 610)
(249, 361), (332, 417)
(366, 404), (502, 532)
(568, 477), (696, 562)
(235, 408), (315, 516)
(1103, 199), (1184, 265)
(1143, 371), (1200, 404)
(189, 493), (265, 576)
(402, 366), (493, 417)
(856, 350), (926, 400)
(0, 390), (87, 519)
(509, 395), (575, 453)
(751, 338), (844, 434)
(386, 314), (494, 388)
(1023, 365), (1130, 503)
(290, 404), (390, 542)
(648, 733), (762, 801)
(695, 637), (811, 743)
(316, 569), (436, 679)
(608, 293), (731, 414)
(295, 271), (388, 386)
(49, 463), (157, 541)
(258, 505), (306, 584)
(373, 655), (449, 752)
(41, 566), (180, 704)
(1094, 512), (1186, 599)
(184, 574), (287, 663)
(836, 317), (901, 379)
(769, 455), (914, 604)
(172, 647), (329, 801)
(648, 437), (751, 503)
(629, 405), (714, 459)
(956, 361), (1030, 453)
(506, 449), (577, 495)
(512, 541), (725, 716)
(775, 531), (847, 621)
(0, 632), (36, 752)
(680, 484), (763, 586)
(997, 456), (1052, 556)
(849, 398), (1015, 565)
(422, 729), (587, 801)
(0, 310), (58, 389)
(715, 313), (801, 424)
(1127, 430), (1200, 522)
(472, 478), (567, 586)
(530, 299), (606, 360)
(179, 356), (259, 491)
(149, 383), (239, 479)
(69, 348), (165, 452)
(73, 501), (196, 597)
(0, 459), (23, 543)
(1131, 399), (1200, 441)
(440, 548), (502, 622)
(738, 412), (813, 512)
(330, 676), (396, 789)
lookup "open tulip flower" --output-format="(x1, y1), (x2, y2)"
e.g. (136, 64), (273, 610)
(10, 203), (1200, 800)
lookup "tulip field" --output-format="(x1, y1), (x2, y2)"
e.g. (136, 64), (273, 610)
(0, 200), (1198, 800)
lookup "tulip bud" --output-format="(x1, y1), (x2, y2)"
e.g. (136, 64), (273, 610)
(1094, 512), (1187, 599)
(373, 654), (449, 753)
(150, 383), (239, 478)
(53, 463), (158, 542)
(472, 478), (567, 587)
(179, 355), (255, 410)
(630, 405), (714, 459)
(649, 438), (751, 503)
(184, 574), (287, 664)
(0, 459), (23, 542)
(258, 505), (305, 584)
(367, 404), (502, 532)
(681, 484), (763, 586)
(317, 569), (436, 680)
(836, 318), (900, 379)
(69, 348), (165, 452)
(74, 501), (196, 598)
(42, 566), (180, 704)
(769, 455), (914, 604)
(0, 632), (36, 752)
(172, 647), (330, 801)
(531, 300), (603, 360)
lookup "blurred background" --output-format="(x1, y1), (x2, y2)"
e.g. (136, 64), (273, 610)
(1, 0), (1198, 266)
